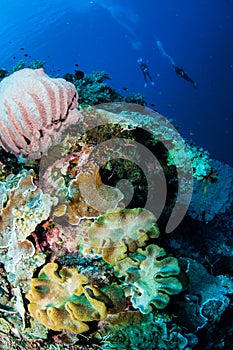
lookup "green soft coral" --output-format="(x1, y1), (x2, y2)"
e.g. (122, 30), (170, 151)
(115, 244), (183, 313)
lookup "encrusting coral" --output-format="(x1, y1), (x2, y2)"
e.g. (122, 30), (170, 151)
(0, 169), (57, 249)
(26, 262), (126, 333)
(0, 68), (82, 159)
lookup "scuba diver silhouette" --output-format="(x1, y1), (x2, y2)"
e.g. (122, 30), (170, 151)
(156, 40), (197, 89)
(172, 64), (197, 89)
(137, 58), (155, 87)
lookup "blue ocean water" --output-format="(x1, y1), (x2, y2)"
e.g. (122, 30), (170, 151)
(0, 0), (232, 166)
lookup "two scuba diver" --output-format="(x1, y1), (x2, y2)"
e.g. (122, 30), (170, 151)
(137, 41), (197, 89)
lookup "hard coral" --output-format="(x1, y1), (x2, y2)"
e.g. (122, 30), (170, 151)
(0, 169), (57, 248)
(97, 311), (197, 350)
(188, 159), (233, 222)
(0, 68), (82, 159)
(26, 263), (126, 334)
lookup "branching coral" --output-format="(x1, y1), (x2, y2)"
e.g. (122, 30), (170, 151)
(26, 263), (126, 333)
(96, 311), (198, 350)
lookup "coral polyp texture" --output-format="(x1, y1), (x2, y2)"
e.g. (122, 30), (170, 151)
(26, 262), (126, 333)
(0, 68), (82, 159)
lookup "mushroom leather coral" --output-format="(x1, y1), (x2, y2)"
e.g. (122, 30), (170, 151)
(116, 244), (183, 312)
(0, 68), (82, 159)
(88, 208), (160, 265)
(26, 263), (126, 333)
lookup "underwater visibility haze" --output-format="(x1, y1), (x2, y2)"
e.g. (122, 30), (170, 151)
(0, 1), (233, 350)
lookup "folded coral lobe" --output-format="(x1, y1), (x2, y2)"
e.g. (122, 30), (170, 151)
(0, 68), (82, 159)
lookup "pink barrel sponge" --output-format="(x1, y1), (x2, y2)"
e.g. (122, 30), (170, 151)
(0, 68), (82, 159)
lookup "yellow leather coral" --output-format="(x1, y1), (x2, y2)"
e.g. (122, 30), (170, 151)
(26, 263), (125, 333)
(88, 208), (159, 265)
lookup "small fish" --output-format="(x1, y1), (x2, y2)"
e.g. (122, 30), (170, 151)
(123, 87), (128, 91)
(75, 63), (79, 67)
(20, 47), (24, 50)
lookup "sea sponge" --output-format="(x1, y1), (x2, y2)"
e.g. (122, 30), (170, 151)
(117, 244), (183, 312)
(88, 208), (160, 265)
(26, 263), (126, 333)
(0, 68), (82, 159)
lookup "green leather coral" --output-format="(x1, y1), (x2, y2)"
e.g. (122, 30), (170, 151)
(26, 263), (125, 333)
(116, 244), (183, 313)
(88, 208), (159, 265)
